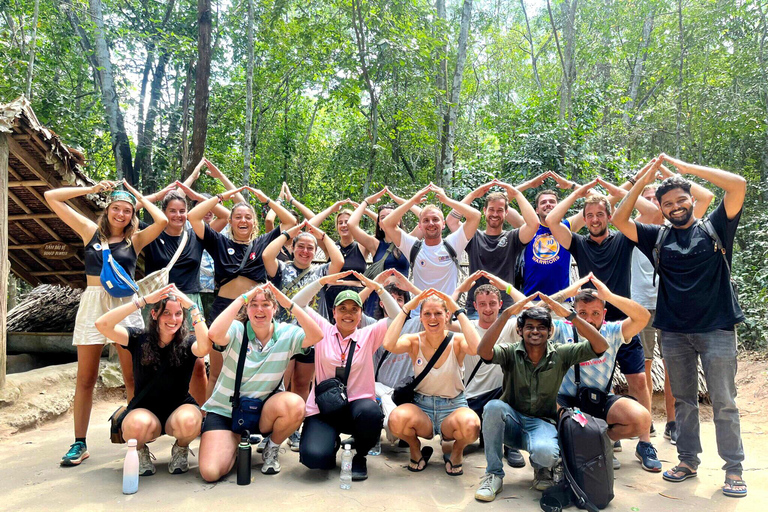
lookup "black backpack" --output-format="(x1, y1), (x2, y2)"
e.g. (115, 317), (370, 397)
(555, 407), (614, 511)
(408, 239), (459, 278)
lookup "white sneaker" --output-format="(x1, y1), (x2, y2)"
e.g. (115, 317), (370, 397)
(138, 445), (156, 476)
(168, 442), (190, 474)
(256, 436), (268, 454)
(475, 473), (503, 502)
(287, 431), (301, 453)
(261, 442), (281, 475)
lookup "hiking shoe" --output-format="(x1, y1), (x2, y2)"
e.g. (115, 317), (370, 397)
(168, 442), (190, 474)
(613, 440), (622, 452)
(533, 466), (554, 491)
(552, 459), (564, 484)
(287, 430), (301, 453)
(664, 421), (678, 445)
(650, 424), (657, 437)
(256, 436), (268, 454)
(475, 473), (503, 502)
(261, 441), (281, 475)
(613, 456), (621, 470)
(635, 441), (662, 472)
(138, 445), (156, 476)
(504, 446), (526, 468)
(351, 454), (368, 481)
(61, 441), (89, 467)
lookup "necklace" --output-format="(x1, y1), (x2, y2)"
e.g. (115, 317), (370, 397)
(336, 334), (352, 364)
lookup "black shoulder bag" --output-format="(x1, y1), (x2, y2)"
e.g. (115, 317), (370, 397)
(392, 332), (454, 406)
(572, 324), (617, 418)
(314, 339), (357, 415)
(230, 323), (282, 435)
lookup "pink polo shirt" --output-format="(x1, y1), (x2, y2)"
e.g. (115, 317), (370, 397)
(305, 308), (388, 417)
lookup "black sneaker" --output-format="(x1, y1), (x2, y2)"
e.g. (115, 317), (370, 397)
(504, 447), (526, 468)
(351, 454), (368, 481)
(650, 424), (657, 437)
(342, 436), (356, 450)
(613, 440), (622, 452)
(664, 421), (678, 445)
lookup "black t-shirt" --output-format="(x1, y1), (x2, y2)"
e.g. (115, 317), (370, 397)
(140, 222), (205, 294)
(202, 223), (281, 287)
(635, 201), (744, 333)
(465, 230), (523, 314)
(569, 230), (635, 321)
(125, 328), (198, 411)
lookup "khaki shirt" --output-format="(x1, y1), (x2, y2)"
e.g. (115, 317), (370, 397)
(491, 340), (598, 422)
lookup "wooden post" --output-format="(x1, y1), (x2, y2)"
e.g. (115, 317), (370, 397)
(0, 134), (9, 388)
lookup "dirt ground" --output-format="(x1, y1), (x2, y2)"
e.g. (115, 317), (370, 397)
(2, 354), (767, 511)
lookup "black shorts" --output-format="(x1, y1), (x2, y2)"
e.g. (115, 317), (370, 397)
(615, 336), (646, 375)
(138, 394), (199, 435)
(202, 411), (268, 436)
(467, 387), (503, 424)
(292, 346), (315, 364)
(556, 393), (631, 422)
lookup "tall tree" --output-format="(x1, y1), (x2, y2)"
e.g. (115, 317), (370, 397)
(186, 0), (212, 176)
(25, 0), (40, 98)
(243, 0), (255, 191)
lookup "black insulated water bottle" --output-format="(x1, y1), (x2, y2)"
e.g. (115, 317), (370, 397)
(237, 430), (251, 485)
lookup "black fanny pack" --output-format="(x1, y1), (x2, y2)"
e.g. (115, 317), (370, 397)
(392, 333), (453, 406)
(572, 324), (616, 418)
(315, 340), (356, 415)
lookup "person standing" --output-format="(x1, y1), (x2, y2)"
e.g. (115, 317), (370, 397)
(612, 154), (748, 498)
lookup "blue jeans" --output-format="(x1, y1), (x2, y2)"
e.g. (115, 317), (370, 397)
(661, 329), (744, 474)
(414, 392), (468, 437)
(482, 399), (558, 477)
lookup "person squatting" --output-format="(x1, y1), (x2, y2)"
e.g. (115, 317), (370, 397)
(47, 153), (748, 500)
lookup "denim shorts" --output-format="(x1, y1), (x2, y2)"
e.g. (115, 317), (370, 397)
(413, 392), (468, 437)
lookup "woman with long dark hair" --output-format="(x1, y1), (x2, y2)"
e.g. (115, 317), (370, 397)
(96, 283), (211, 476)
(45, 180), (167, 467)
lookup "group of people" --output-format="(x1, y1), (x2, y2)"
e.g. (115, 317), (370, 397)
(45, 152), (748, 500)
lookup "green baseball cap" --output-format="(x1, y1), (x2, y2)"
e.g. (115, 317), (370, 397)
(334, 289), (363, 308)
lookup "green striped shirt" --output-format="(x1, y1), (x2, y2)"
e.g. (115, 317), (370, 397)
(202, 320), (306, 418)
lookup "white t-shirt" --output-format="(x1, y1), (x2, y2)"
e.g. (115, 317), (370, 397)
(398, 227), (470, 298)
(463, 318), (520, 399)
(630, 247), (657, 310)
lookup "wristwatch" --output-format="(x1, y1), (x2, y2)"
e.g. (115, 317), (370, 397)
(453, 308), (467, 320)
(566, 309), (577, 322)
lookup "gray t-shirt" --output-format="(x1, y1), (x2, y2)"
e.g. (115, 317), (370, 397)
(463, 319), (519, 399)
(273, 260), (329, 322)
(373, 317), (421, 387)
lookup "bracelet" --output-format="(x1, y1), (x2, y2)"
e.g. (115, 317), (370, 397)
(506, 284), (513, 297)
(320, 233), (325, 241)
(241, 294), (249, 304)
(276, 198), (285, 205)
(376, 287), (384, 295)
(570, 182), (576, 190)
(453, 308), (467, 319)
(189, 303), (199, 311)
(216, 194), (224, 203)
(288, 302), (295, 314)
(566, 309), (577, 322)
(449, 210), (462, 219)
(361, 199), (368, 206)
(281, 231), (292, 240)
(192, 317), (205, 327)
(402, 307), (410, 315)
(289, 198), (295, 205)
(140, 296), (147, 308)
(627, 176), (637, 185)
(133, 296), (141, 310)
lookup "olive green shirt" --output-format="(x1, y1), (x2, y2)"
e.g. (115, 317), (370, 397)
(491, 340), (598, 422)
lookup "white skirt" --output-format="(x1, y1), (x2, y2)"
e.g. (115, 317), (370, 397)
(72, 286), (144, 346)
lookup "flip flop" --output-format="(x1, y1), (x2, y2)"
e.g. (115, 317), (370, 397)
(407, 446), (433, 472)
(662, 465), (697, 482)
(443, 453), (463, 476)
(722, 476), (747, 498)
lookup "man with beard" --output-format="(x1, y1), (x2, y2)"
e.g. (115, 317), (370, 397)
(474, 293), (608, 501)
(546, 183), (654, 449)
(612, 155), (747, 498)
(381, 183), (480, 301)
(446, 180), (539, 316)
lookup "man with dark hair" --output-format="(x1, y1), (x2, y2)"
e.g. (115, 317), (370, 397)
(546, 180), (659, 444)
(550, 275), (661, 472)
(612, 154), (748, 498)
(474, 293), (609, 502)
(446, 180), (539, 317)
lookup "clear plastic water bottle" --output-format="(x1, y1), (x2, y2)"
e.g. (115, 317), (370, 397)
(340, 444), (353, 490)
(123, 439), (139, 495)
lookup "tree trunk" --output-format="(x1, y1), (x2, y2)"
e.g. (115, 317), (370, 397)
(185, 0), (212, 177)
(88, 0), (136, 184)
(758, 3), (768, 201)
(439, 0), (473, 183)
(180, 60), (194, 170)
(623, 8), (654, 126)
(243, 0), (255, 190)
(137, 50), (154, 146)
(675, 0), (684, 157)
(25, 0), (40, 98)
(547, 0), (578, 122)
(434, 0), (448, 183)
(134, 52), (168, 193)
(520, 0), (542, 90)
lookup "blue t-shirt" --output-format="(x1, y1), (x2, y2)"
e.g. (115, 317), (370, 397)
(523, 220), (571, 296)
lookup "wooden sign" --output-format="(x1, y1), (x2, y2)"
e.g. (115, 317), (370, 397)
(40, 242), (76, 259)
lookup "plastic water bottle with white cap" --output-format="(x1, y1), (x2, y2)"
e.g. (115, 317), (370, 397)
(340, 444), (353, 490)
(123, 439), (139, 495)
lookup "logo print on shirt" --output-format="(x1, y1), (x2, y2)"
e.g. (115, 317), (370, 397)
(532, 235), (560, 264)
(227, 248), (235, 255)
(415, 357), (424, 366)
(249, 252), (256, 260)
(93, 243), (102, 251)
(497, 236), (508, 248)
